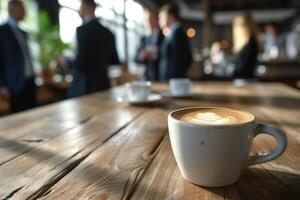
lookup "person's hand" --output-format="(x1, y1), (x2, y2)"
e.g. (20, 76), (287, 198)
(138, 50), (147, 60)
(57, 56), (67, 66)
(0, 87), (11, 99)
(120, 63), (128, 75)
(143, 51), (155, 60)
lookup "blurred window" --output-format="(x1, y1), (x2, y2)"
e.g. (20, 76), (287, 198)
(113, 0), (124, 15)
(59, 8), (82, 44)
(58, 0), (80, 10)
(125, 0), (144, 23)
(0, 0), (38, 31)
(0, 0), (8, 24)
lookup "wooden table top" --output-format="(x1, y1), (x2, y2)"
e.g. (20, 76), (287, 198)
(0, 82), (299, 200)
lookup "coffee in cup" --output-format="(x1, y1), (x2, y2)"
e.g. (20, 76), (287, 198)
(180, 108), (251, 125)
(168, 107), (287, 187)
(169, 78), (192, 96)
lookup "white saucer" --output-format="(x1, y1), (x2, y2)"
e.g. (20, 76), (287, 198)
(116, 94), (162, 105)
(128, 94), (162, 105)
(161, 91), (195, 98)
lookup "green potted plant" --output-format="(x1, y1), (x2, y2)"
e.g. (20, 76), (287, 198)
(34, 11), (69, 84)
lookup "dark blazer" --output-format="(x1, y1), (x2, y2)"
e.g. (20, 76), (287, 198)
(68, 18), (119, 98)
(135, 30), (164, 81)
(159, 25), (192, 81)
(234, 36), (259, 79)
(0, 23), (28, 94)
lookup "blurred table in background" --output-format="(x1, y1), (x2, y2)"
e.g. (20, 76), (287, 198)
(0, 72), (139, 116)
(197, 60), (300, 89)
(257, 60), (300, 82)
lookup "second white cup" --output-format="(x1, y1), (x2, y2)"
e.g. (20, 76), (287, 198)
(170, 78), (192, 96)
(126, 81), (151, 102)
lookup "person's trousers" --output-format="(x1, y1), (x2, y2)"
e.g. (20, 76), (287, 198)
(10, 78), (37, 113)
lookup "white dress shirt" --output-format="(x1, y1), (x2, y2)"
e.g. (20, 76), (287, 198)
(8, 17), (34, 78)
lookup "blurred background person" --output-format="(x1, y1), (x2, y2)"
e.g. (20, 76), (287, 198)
(204, 41), (233, 77)
(0, 0), (36, 113)
(286, 23), (300, 59)
(263, 24), (279, 59)
(232, 12), (260, 80)
(58, 0), (120, 98)
(135, 9), (164, 81)
(158, 4), (192, 81)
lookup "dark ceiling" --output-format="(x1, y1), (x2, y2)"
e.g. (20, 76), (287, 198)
(150, 0), (300, 11)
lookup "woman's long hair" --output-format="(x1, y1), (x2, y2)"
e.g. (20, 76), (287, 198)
(232, 12), (260, 53)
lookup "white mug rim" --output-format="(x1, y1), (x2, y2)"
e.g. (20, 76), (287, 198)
(169, 107), (255, 128)
(170, 78), (191, 83)
(126, 81), (152, 88)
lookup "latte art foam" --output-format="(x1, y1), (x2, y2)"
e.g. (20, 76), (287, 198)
(182, 112), (237, 125)
(179, 109), (252, 125)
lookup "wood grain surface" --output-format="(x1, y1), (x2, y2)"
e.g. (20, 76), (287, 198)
(0, 82), (299, 200)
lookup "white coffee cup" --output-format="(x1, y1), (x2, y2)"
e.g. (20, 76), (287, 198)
(126, 81), (151, 102)
(169, 78), (192, 96)
(168, 107), (287, 187)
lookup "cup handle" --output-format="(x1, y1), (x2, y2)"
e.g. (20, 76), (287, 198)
(248, 123), (287, 166)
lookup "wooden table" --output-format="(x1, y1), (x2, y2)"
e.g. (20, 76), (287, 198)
(0, 82), (299, 200)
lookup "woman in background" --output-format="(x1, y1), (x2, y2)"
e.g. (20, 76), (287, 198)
(232, 12), (260, 80)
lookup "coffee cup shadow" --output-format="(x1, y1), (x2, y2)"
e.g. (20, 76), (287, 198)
(185, 167), (300, 199)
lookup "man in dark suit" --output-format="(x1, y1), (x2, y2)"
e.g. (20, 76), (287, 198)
(158, 4), (193, 81)
(59, 0), (120, 98)
(0, 0), (36, 113)
(135, 10), (164, 81)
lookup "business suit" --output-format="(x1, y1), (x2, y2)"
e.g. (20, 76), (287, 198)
(67, 18), (119, 98)
(159, 24), (192, 81)
(0, 22), (36, 112)
(135, 30), (164, 81)
(234, 36), (259, 79)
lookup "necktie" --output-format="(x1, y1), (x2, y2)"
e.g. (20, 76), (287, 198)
(12, 27), (34, 78)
